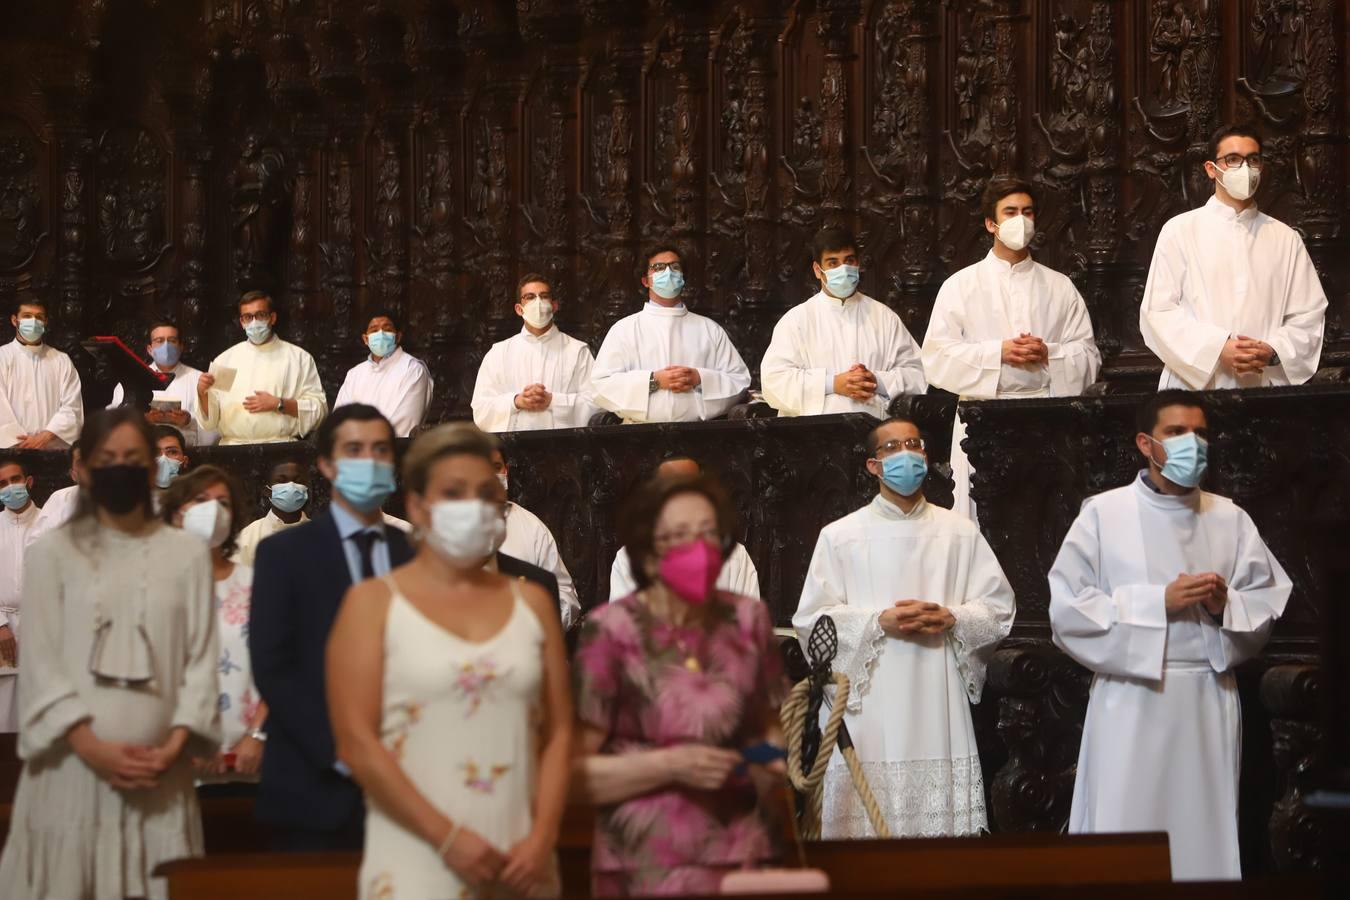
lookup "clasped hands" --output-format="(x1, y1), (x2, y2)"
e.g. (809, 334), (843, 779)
(879, 600), (956, 638)
(514, 383), (554, 411)
(1220, 336), (1274, 376)
(1165, 571), (1228, 618)
(654, 366), (702, 393)
(1002, 333), (1048, 368)
(833, 363), (878, 401)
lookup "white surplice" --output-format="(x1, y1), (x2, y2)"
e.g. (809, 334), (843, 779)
(590, 302), (751, 423)
(793, 495), (1015, 838)
(232, 509), (309, 567)
(760, 291), (927, 419)
(0, 500), (41, 732)
(1140, 195), (1326, 390)
(110, 361), (220, 446)
(472, 325), (598, 432)
(197, 336), (328, 445)
(24, 485), (78, 553)
(0, 340), (84, 446)
(333, 346), (434, 438)
(1048, 473), (1292, 881)
(500, 502), (580, 629)
(922, 251), (1101, 520)
(608, 541), (761, 601)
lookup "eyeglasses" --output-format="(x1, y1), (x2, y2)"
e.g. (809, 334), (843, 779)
(520, 290), (553, 302)
(653, 525), (720, 549)
(874, 437), (925, 457)
(648, 262), (683, 274)
(1215, 153), (1262, 170)
(239, 312), (272, 323)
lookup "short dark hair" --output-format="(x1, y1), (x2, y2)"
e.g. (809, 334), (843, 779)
(267, 456), (309, 485)
(0, 453), (26, 478)
(1136, 390), (1208, 435)
(980, 177), (1038, 222)
(641, 243), (682, 276)
(811, 227), (857, 264)
(239, 290), (272, 311)
(617, 473), (738, 592)
(317, 404), (395, 460)
(365, 310), (401, 332)
(403, 423), (501, 495)
(153, 425), (187, 454)
(148, 320), (179, 337)
(516, 273), (551, 297)
(1208, 123), (1262, 161)
(13, 292), (45, 316)
(159, 465), (246, 560)
(865, 415), (921, 457)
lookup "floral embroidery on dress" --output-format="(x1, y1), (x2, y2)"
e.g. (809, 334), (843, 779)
(453, 658), (501, 715)
(462, 760), (511, 794)
(219, 584), (250, 626)
(384, 702), (424, 762)
(217, 647), (242, 678)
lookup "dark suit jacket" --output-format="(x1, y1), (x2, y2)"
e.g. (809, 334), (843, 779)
(249, 510), (414, 831)
(496, 551), (561, 621)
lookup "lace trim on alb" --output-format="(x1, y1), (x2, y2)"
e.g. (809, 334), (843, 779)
(821, 755), (989, 839)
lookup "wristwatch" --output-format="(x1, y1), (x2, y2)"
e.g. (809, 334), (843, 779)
(248, 728), (268, 742)
(648, 372), (659, 394)
(275, 397), (285, 413)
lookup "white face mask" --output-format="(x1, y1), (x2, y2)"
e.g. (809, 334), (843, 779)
(497, 473), (509, 493)
(425, 499), (506, 568)
(996, 214), (1034, 252)
(182, 499), (231, 549)
(1217, 163), (1260, 202)
(521, 298), (554, 329)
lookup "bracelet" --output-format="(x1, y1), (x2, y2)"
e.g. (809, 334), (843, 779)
(247, 728), (268, 742)
(437, 822), (462, 860)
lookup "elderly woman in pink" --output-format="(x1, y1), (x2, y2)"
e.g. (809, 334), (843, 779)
(573, 473), (788, 897)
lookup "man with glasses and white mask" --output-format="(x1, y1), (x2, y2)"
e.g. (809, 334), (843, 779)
(334, 312), (433, 437)
(1049, 391), (1291, 880)
(109, 320), (219, 446)
(792, 416), (1015, 839)
(762, 227), (926, 419)
(1140, 123), (1326, 389)
(472, 273), (597, 431)
(197, 290), (328, 444)
(591, 245), (751, 423)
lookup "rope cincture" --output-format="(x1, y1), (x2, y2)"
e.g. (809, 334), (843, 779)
(780, 617), (891, 840)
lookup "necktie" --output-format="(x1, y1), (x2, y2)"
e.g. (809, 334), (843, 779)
(351, 529), (383, 581)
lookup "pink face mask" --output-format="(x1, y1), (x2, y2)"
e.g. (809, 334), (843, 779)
(658, 539), (723, 606)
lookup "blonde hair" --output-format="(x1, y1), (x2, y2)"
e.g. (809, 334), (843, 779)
(402, 423), (501, 495)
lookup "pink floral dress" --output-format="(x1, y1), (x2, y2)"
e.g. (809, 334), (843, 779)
(574, 591), (787, 897)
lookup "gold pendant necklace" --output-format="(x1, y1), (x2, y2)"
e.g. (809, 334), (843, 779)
(675, 634), (701, 673)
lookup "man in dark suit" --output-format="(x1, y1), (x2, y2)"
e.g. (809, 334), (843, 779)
(250, 405), (560, 851)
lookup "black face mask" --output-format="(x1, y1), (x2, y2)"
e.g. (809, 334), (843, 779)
(89, 464), (151, 515)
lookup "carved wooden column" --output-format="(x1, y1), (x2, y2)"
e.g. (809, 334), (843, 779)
(368, 125), (409, 328)
(986, 0), (1023, 175)
(1262, 664), (1326, 872)
(47, 92), (93, 357)
(816, 0), (859, 224)
(1180, 1), (1221, 207)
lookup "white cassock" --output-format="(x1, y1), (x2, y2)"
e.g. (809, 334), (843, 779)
(24, 485), (78, 554)
(197, 337), (328, 445)
(0, 501), (41, 731)
(472, 326), (598, 432)
(110, 361), (220, 446)
(500, 502), (580, 629)
(609, 541), (761, 602)
(922, 252), (1101, 520)
(1048, 473), (1292, 881)
(760, 291), (927, 419)
(590, 303), (751, 423)
(1140, 195), (1326, 390)
(793, 495), (1015, 838)
(333, 347), (434, 438)
(233, 510), (310, 567)
(0, 340), (83, 447)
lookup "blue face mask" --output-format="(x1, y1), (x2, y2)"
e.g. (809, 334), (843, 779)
(0, 483), (30, 511)
(150, 341), (181, 368)
(17, 317), (45, 343)
(367, 330), (397, 359)
(822, 264), (860, 300)
(333, 458), (397, 513)
(154, 455), (182, 489)
(1151, 432), (1208, 489)
(244, 319), (272, 345)
(270, 481), (309, 513)
(650, 267), (685, 300)
(880, 450), (927, 497)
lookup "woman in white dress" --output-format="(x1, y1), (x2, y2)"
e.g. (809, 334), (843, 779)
(0, 408), (220, 900)
(328, 422), (572, 899)
(161, 465), (269, 784)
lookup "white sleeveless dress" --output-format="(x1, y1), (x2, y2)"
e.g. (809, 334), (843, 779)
(359, 576), (560, 900)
